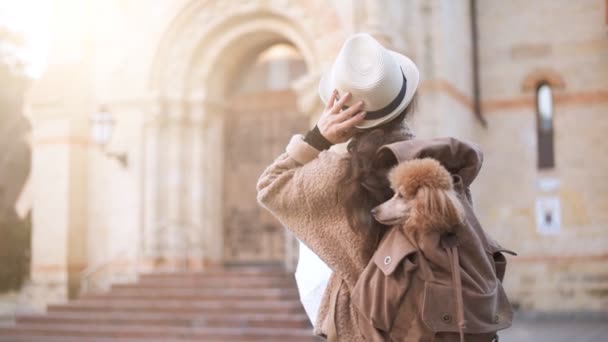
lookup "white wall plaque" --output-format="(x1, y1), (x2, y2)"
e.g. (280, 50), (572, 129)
(535, 196), (561, 235)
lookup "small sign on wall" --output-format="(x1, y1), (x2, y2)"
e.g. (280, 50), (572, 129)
(535, 196), (561, 235)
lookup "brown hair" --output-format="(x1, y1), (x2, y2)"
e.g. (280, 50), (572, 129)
(337, 95), (418, 245)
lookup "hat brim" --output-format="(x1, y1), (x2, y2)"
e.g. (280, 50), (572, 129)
(318, 50), (420, 129)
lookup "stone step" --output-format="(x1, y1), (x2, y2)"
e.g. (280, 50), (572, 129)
(0, 334), (322, 342)
(121, 277), (296, 289)
(110, 282), (294, 291)
(48, 298), (304, 314)
(141, 267), (289, 277)
(17, 312), (311, 329)
(0, 268), (318, 341)
(0, 323), (319, 340)
(84, 287), (300, 301)
(139, 271), (294, 281)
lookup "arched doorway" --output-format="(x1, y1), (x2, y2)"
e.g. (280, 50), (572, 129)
(146, 2), (345, 270)
(175, 19), (327, 270)
(222, 43), (308, 266)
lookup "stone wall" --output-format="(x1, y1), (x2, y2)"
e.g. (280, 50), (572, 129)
(19, 0), (608, 315)
(410, 0), (478, 141)
(475, 0), (608, 313)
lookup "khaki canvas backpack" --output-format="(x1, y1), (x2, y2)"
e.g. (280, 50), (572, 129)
(350, 137), (517, 342)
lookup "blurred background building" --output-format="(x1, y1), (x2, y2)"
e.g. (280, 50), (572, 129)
(0, 0), (607, 340)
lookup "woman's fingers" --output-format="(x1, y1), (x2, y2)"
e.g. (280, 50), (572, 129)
(337, 111), (366, 131)
(338, 111), (366, 130)
(334, 100), (364, 121)
(325, 90), (338, 110)
(319, 89), (367, 143)
(331, 92), (351, 114)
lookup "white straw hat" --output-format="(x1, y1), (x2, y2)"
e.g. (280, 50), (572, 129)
(319, 33), (420, 129)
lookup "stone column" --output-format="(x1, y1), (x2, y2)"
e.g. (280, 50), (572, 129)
(139, 94), (227, 270)
(22, 113), (89, 311)
(199, 100), (226, 266)
(139, 99), (162, 271)
(185, 93), (206, 270)
(162, 97), (187, 269)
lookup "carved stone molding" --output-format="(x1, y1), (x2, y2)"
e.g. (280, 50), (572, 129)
(150, 0), (345, 96)
(143, 0), (347, 269)
(290, 71), (323, 117)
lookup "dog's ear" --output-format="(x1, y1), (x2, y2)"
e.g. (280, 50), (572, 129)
(408, 187), (464, 234)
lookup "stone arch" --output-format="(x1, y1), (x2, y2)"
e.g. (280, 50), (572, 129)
(150, 0), (344, 97)
(141, 1), (344, 269)
(187, 16), (315, 98)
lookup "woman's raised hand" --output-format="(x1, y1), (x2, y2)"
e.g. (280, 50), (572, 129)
(317, 90), (366, 144)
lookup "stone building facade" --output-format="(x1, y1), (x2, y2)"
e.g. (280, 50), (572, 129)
(18, 0), (608, 315)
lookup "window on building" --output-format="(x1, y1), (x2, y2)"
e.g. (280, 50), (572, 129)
(233, 43), (306, 95)
(536, 83), (555, 169)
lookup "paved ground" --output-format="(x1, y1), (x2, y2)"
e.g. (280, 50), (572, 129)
(0, 293), (17, 328)
(499, 318), (608, 341)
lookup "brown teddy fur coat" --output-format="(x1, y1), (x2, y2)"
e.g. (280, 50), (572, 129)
(257, 134), (372, 341)
(257, 134), (484, 341)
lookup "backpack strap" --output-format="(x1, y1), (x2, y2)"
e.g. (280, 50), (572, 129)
(326, 278), (342, 342)
(441, 233), (467, 342)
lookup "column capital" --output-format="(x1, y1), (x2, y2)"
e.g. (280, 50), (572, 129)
(186, 90), (227, 124)
(291, 72), (323, 117)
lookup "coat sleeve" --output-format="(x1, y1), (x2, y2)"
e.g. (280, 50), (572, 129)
(256, 134), (359, 282)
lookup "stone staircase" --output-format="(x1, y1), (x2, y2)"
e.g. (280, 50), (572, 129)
(0, 267), (322, 342)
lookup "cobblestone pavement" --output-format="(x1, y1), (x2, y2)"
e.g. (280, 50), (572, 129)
(498, 318), (608, 342)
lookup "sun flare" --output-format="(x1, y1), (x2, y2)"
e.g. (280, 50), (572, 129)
(0, 0), (53, 78)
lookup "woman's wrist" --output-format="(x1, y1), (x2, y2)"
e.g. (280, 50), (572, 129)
(303, 125), (334, 151)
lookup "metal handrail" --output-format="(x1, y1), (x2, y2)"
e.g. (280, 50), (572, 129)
(152, 220), (205, 261)
(80, 221), (204, 293)
(80, 248), (131, 294)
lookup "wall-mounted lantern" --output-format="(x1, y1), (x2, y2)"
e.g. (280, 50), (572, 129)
(91, 105), (128, 168)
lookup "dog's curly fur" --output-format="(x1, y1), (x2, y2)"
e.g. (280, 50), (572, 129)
(388, 158), (465, 234)
(388, 158), (453, 197)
